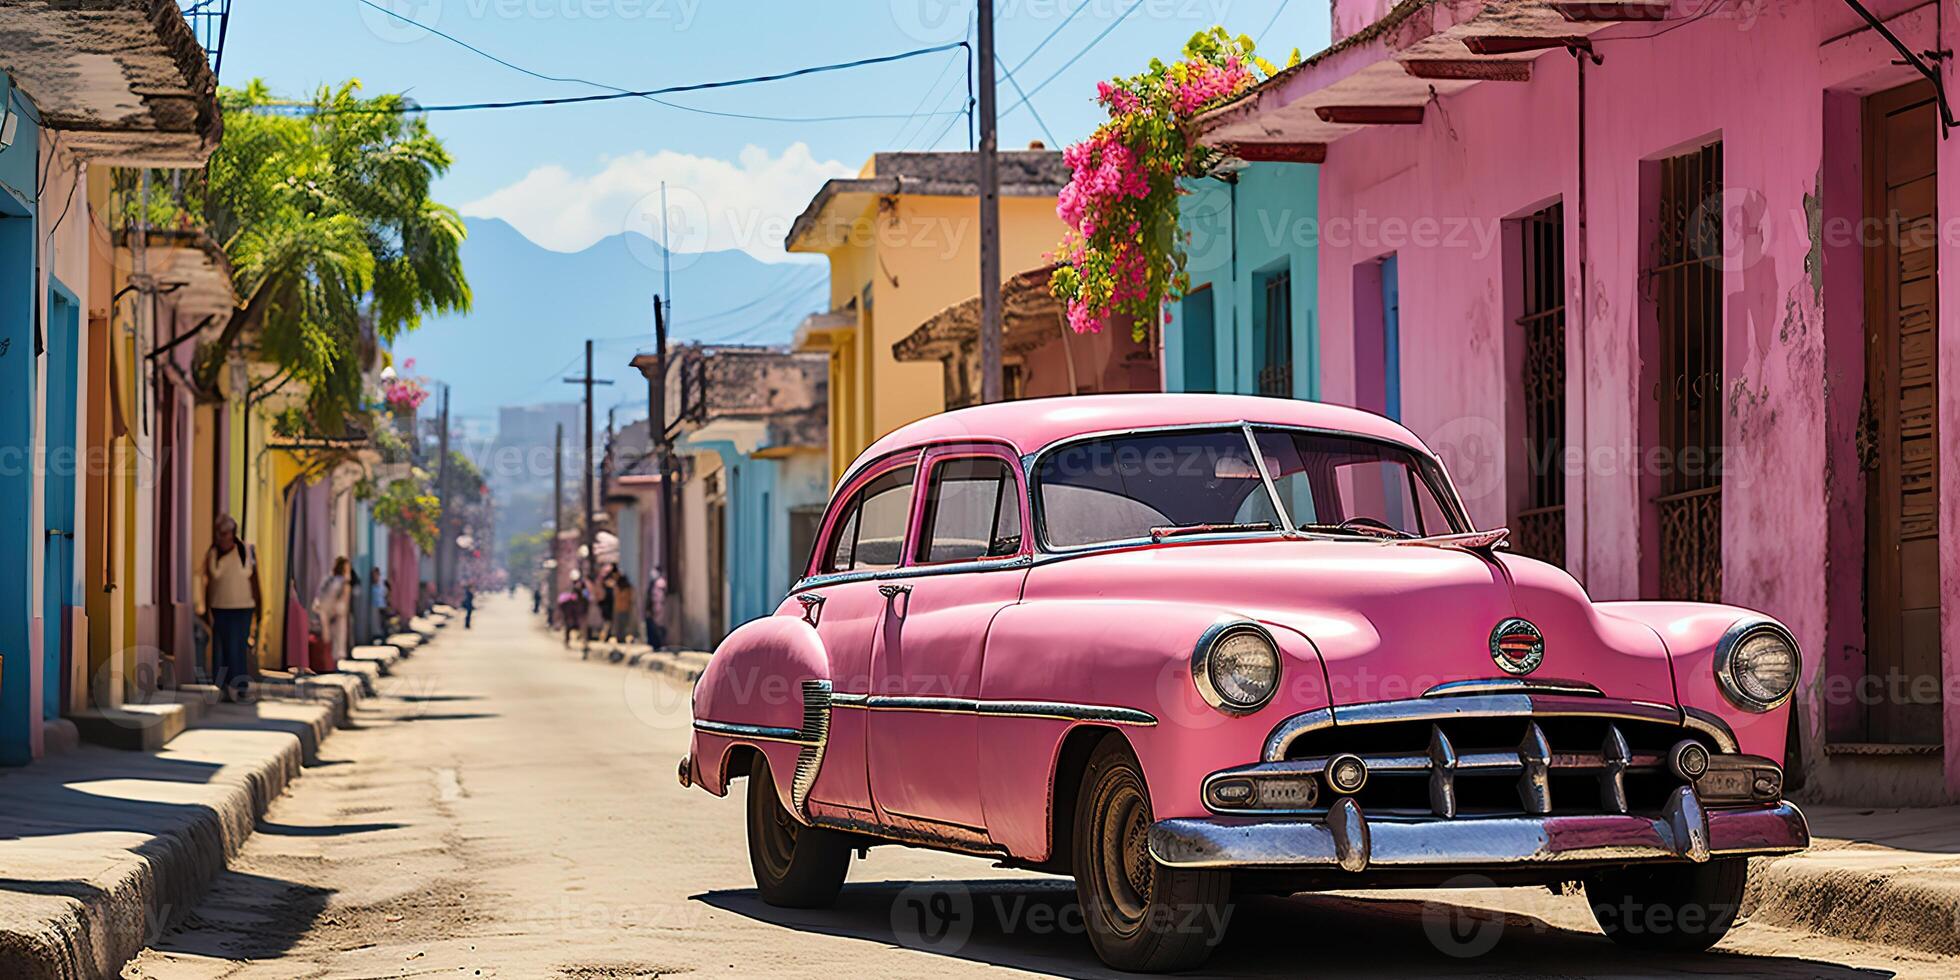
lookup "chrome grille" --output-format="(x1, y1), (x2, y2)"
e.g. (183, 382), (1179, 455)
(1281, 714), (1704, 818)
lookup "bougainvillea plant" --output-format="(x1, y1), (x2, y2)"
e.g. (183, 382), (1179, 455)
(383, 358), (432, 413)
(1050, 29), (1292, 340)
(371, 477), (441, 552)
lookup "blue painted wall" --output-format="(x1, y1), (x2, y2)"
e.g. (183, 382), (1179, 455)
(42, 279), (78, 721)
(683, 438), (830, 634)
(0, 91), (42, 765)
(1165, 162), (1320, 399)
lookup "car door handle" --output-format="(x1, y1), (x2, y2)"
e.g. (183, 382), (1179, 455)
(877, 583), (912, 599)
(794, 592), (825, 626)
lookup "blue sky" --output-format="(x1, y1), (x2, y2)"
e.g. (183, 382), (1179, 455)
(218, 0), (1330, 261)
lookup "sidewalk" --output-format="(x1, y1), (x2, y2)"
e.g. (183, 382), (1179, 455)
(1747, 803), (1960, 956)
(0, 674), (370, 980)
(577, 639), (713, 684)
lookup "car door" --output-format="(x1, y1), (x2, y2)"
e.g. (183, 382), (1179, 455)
(867, 445), (1031, 833)
(797, 456), (918, 819)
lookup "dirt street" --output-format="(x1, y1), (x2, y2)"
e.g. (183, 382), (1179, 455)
(128, 596), (1956, 979)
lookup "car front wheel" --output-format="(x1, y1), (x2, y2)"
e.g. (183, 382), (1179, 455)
(1073, 736), (1232, 972)
(1585, 857), (1747, 952)
(746, 751), (851, 908)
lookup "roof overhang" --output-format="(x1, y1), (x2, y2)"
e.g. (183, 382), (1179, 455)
(894, 264), (1094, 366)
(792, 307), (857, 352)
(118, 227), (237, 319)
(1196, 0), (1666, 151)
(3, 0), (222, 166)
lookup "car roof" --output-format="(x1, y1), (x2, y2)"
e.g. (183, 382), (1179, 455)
(850, 393), (1436, 477)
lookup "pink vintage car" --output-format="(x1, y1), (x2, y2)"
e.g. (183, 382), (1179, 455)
(678, 393), (1807, 971)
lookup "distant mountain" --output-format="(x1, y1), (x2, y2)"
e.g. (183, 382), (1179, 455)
(392, 217), (828, 423)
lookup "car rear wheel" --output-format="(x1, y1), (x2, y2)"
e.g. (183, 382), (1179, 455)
(746, 752), (851, 908)
(1073, 735), (1232, 972)
(1585, 857), (1747, 952)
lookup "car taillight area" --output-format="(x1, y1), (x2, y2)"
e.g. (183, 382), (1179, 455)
(1204, 703), (1786, 820)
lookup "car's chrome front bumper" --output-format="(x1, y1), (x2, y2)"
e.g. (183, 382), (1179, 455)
(1150, 786), (1808, 873)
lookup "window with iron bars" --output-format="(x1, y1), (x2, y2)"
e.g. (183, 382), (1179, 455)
(1650, 143), (1724, 603)
(1513, 203), (1567, 566)
(1256, 268), (1293, 397)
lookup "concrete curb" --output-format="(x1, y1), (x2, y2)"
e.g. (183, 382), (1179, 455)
(0, 636), (432, 979)
(1744, 841), (1960, 956)
(573, 638), (709, 684)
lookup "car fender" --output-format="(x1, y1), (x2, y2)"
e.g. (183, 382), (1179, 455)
(979, 599), (1329, 860)
(1598, 601), (1792, 760)
(687, 613), (831, 812)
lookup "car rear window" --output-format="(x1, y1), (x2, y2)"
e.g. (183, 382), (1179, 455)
(823, 466), (915, 573)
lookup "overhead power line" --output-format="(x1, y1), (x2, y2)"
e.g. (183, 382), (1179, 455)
(331, 3), (969, 117)
(999, 0), (1145, 122)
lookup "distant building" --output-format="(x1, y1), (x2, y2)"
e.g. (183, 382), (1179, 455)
(787, 150), (1070, 477)
(656, 345), (827, 649)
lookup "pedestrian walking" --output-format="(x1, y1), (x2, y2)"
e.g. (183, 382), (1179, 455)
(558, 579), (587, 648)
(610, 574), (636, 643)
(647, 574), (667, 650)
(202, 515), (261, 701)
(597, 566), (617, 641)
(314, 557), (353, 667)
(462, 586), (476, 629)
(371, 573), (391, 640)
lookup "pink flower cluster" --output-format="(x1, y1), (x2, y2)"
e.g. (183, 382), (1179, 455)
(1058, 131), (1150, 238)
(384, 378), (429, 412)
(1167, 55), (1251, 115)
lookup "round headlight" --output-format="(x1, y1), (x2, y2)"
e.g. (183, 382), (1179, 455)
(1193, 621), (1281, 713)
(1716, 622), (1800, 711)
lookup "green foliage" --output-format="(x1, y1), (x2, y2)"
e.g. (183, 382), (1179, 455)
(195, 79), (471, 432)
(371, 477), (441, 552)
(505, 528), (554, 578)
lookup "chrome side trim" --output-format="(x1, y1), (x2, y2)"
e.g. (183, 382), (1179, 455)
(1713, 617), (1801, 713)
(792, 680), (833, 813)
(691, 719), (813, 745)
(1149, 794), (1809, 871)
(828, 693), (1156, 726)
(1423, 678), (1603, 699)
(1263, 693), (1700, 762)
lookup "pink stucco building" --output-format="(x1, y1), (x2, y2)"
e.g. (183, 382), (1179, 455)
(1201, 0), (1958, 803)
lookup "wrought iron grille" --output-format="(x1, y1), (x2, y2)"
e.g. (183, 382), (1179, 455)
(1514, 203), (1567, 566)
(1257, 270), (1293, 397)
(1651, 143), (1724, 603)
(178, 0), (232, 78)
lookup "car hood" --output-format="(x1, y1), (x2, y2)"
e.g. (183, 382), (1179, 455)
(1024, 537), (1679, 707)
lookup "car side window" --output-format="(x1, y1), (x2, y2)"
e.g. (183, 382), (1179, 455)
(823, 465), (916, 574)
(916, 457), (1023, 563)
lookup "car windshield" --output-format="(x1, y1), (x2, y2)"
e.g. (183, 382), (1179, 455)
(1034, 426), (1467, 550)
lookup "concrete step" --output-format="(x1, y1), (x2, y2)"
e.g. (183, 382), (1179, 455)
(69, 684), (222, 752)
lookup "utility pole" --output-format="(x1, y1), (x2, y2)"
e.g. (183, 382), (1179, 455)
(434, 383), (452, 597)
(564, 340), (612, 592)
(552, 421), (564, 587)
(977, 0), (1003, 404)
(652, 295), (673, 640)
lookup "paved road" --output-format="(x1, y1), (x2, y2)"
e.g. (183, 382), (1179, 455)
(130, 596), (1948, 978)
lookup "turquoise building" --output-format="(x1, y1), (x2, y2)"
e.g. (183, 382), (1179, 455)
(1163, 162), (1321, 400)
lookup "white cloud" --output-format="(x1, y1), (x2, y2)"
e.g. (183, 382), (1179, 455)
(460, 143), (855, 262)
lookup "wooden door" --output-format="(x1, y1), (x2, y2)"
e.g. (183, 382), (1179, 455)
(1863, 79), (1942, 746)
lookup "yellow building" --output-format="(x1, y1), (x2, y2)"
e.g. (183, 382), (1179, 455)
(786, 151), (1069, 476)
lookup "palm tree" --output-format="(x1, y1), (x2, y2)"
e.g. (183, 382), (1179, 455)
(194, 80), (470, 431)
